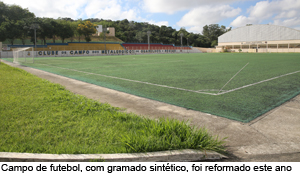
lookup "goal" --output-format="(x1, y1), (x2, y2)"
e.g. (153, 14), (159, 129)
(13, 47), (34, 64)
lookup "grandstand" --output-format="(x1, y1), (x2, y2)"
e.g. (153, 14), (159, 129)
(122, 43), (192, 50)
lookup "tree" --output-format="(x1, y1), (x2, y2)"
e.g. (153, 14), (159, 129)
(0, 24), (7, 42)
(0, 20), (22, 45)
(37, 18), (54, 45)
(177, 27), (189, 46)
(5, 4), (34, 21)
(69, 21), (79, 42)
(0, 0), (235, 48)
(211, 40), (218, 47)
(135, 31), (145, 43)
(57, 20), (74, 43)
(0, 2), (9, 24)
(75, 19), (84, 42)
(172, 30), (179, 45)
(17, 19), (32, 45)
(44, 18), (60, 43)
(202, 24), (231, 47)
(159, 26), (169, 44)
(77, 21), (97, 42)
(0, 2), (35, 44)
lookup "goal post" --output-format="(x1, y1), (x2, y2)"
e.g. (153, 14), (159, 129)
(13, 47), (34, 64)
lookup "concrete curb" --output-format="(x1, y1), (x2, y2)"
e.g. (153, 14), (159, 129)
(0, 150), (227, 162)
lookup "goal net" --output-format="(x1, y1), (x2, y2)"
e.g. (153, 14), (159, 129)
(13, 47), (34, 64)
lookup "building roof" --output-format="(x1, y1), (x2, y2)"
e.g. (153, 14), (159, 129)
(218, 25), (300, 43)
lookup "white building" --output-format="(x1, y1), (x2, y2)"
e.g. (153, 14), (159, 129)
(93, 25), (115, 37)
(217, 25), (300, 53)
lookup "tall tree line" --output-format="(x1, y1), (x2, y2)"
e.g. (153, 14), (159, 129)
(0, 1), (231, 47)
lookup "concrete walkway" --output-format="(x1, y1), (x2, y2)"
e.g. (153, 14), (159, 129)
(2, 60), (300, 161)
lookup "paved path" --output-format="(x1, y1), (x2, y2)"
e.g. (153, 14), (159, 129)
(3, 60), (300, 161)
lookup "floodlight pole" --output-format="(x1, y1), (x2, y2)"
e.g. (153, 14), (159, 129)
(180, 33), (184, 52)
(31, 23), (39, 49)
(34, 28), (37, 48)
(103, 27), (107, 54)
(187, 38), (189, 47)
(187, 38), (189, 53)
(147, 31), (151, 51)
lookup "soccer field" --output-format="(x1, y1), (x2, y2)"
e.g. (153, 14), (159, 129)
(5, 53), (300, 122)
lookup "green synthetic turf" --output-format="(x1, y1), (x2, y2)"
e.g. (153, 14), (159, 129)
(5, 53), (300, 122)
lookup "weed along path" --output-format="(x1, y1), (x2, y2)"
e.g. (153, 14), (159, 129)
(3, 60), (300, 162)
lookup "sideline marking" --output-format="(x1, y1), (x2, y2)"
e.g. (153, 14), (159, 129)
(34, 63), (300, 96)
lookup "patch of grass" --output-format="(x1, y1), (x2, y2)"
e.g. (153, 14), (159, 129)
(120, 118), (226, 153)
(0, 63), (225, 154)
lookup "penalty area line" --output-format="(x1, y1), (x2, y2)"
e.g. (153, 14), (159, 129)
(218, 70), (300, 95)
(27, 64), (300, 96)
(35, 63), (219, 96)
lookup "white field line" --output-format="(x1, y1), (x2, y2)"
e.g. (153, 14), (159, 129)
(36, 63), (218, 95)
(218, 62), (249, 94)
(78, 60), (185, 70)
(44, 60), (83, 64)
(35, 63), (300, 96)
(217, 70), (300, 95)
(197, 89), (228, 92)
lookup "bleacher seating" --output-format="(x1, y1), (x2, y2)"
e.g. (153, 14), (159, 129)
(122, 43), (191, 50)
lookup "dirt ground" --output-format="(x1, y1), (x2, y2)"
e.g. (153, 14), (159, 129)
(3, 60), (300, 162)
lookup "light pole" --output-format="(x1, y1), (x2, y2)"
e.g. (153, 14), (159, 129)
(147, 31), (151, 51)
(187, 38), (189, 47)
(103, 27), (107, 54)
(31, 22), (39, 49)
(187, 37), (189, 53)
(180, 33), (184, 52)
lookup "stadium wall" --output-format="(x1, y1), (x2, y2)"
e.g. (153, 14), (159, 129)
(6, 42), (192, 51)
(0, 49), (194, 58)
(193, 47), (216, 53)
(1, 42), (199, 58)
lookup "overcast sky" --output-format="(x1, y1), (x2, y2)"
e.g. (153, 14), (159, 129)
(2, 0), (300, 33)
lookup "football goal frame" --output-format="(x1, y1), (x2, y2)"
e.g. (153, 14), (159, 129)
(13, 47), (34, 64)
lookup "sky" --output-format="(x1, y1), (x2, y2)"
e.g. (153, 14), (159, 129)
(2, 0), (300, 33)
